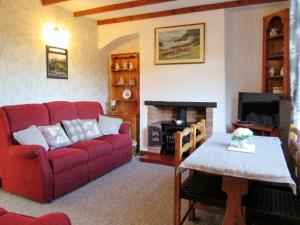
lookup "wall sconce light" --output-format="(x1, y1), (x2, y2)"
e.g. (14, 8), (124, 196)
(42, 22), (69, 48)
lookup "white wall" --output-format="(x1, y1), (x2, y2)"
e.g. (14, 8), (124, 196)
(0, 0), (107, 107)
(225, 2), (290, 130)
(111, 38), (139, 54)
(98, 10), (226, 150)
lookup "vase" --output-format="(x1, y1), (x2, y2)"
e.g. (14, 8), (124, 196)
(238, 140), (249, 148)
(231, 139), (249, 148)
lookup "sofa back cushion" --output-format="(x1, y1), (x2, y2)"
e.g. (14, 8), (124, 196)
(2, 104), (49, 133)
(0, 108), (11, 148)
(75, 101), (103, 120)
(45, 101), (77, 124)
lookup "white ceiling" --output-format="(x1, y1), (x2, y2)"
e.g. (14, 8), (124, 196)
(56, 0), (235, 21)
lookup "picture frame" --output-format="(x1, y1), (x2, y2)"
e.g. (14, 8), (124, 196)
(46, 46), (68, 79)
(154, 23), (205, 65)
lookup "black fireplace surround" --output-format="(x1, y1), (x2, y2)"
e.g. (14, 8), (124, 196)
(146, 101), (217, 154)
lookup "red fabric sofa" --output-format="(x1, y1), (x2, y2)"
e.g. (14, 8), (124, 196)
(0, 101), (132, 202)
(0, 207), (71, 225)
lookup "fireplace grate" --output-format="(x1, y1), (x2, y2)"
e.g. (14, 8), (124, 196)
(148, 126), (162, 146)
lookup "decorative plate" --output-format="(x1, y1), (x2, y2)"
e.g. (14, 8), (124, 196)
(122, 89), (131, 99)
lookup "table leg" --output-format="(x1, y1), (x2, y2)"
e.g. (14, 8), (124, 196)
(222, 176), (248, 225)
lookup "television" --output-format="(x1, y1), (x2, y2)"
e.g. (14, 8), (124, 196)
(238, 92), (280, 128)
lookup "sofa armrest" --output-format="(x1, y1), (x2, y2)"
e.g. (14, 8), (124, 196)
(30, 213), (71, 225)
(3, 145), (53, 202)
(119, 123), (131, 135)
(8, 145), (45, 159)
(0, 208), (7, 216)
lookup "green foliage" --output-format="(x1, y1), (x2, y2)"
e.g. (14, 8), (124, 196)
(48, 58), (67, 73)
(183, 29), (200, 45)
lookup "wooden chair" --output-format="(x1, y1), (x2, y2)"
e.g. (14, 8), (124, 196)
(246, 125), (300, 225)
(191, 119), (206, 149)
(174, 122), (226, 225)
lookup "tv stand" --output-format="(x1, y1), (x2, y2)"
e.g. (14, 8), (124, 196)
(236, 120), (252, 125)
(232, 122), (281, 137)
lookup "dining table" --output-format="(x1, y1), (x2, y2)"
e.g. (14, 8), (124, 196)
(179, 133), (296, 225)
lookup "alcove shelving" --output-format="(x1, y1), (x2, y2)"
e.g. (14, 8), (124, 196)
(108, 52), (140, 147)
(262, 8), (289, 98)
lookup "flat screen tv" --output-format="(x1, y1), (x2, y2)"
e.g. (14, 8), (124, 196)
(238, 92), (280, 128)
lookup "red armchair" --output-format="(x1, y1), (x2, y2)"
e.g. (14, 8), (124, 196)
(0, 208), (71, 225)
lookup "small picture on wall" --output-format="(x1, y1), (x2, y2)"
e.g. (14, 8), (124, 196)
(46, 46), (68, 79)
(155, 23), (205, 65)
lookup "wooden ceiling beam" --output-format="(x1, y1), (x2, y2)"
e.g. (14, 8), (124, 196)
(42, 0), (69, 5)
(74, 0), (177, 17)
(97, 0), (288, 25)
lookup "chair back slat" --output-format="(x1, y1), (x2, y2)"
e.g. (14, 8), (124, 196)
(175, 127), (193, 168)
(191, 119), (206, 150)
(289, 125), (300, 188)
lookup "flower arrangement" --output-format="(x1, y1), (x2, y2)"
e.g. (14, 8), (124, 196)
(231, 128), (253, 148)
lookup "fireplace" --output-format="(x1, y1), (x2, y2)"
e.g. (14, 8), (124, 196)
(145, 101), (217, 154)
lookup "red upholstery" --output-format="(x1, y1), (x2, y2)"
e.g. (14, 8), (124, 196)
(45, 101), (77, 124)
(119, 123), (131, 134)
(70, 140), (113, 160)
(2, 145), (53, 202)
(2, 104), (49, 133)
(0, 208), (71, 225)
(47, 148), (88, 174)
(0, 109), (11, 148)
(30, 213), (71, 225)
(112, 146), (132, 168)
(75, 101), (104, 119)
(53, 164), (88, 198)
(88, 154), (114, 181)
(0, 101), (132, 202)
(97, 134), (132, 150)
(0, 109), (11, 177)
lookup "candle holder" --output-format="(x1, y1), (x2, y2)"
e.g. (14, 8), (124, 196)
(111, 99), (116, 113)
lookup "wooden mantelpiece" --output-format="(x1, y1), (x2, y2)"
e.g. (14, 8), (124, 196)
(144, 101), (217, 108)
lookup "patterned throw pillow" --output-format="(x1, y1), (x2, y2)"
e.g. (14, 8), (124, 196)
(13, 125), (49, 151)
(81, 119), (102, 140)
(62, 119), (85, 143)
(98, 115), (122, 135)
(39, 123), (71, 150)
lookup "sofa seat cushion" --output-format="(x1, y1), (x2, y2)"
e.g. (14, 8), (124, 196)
(96, 134), (131, 150)
(70, 140), (112, 160)
(47, 148), (88, 174)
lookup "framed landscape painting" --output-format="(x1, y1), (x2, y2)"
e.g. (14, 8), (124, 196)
(46, 46), (68, 79)
(155, 23), (205, 65)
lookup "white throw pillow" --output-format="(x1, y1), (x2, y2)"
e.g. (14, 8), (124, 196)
(13, 125), (49, 151)
(81, 119), (102, 140)
(62, 119), (86, 143)
(98, 115), (122, 135)
(39, 123), (71, 150)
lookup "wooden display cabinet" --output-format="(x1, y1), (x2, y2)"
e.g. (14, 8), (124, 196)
(109, 53), (140, 146)
(107, 113), (138, 142)
(262, 9), (290, 98)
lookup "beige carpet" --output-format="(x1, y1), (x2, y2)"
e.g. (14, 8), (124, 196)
(0, 158), (222, 225)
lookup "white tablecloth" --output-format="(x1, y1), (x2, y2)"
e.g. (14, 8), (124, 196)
(179, 133), (296, 194)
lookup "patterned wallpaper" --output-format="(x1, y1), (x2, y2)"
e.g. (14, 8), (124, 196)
(0, 0), (107, 108)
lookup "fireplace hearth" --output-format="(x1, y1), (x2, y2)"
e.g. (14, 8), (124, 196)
(145, 101), (217, 155)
